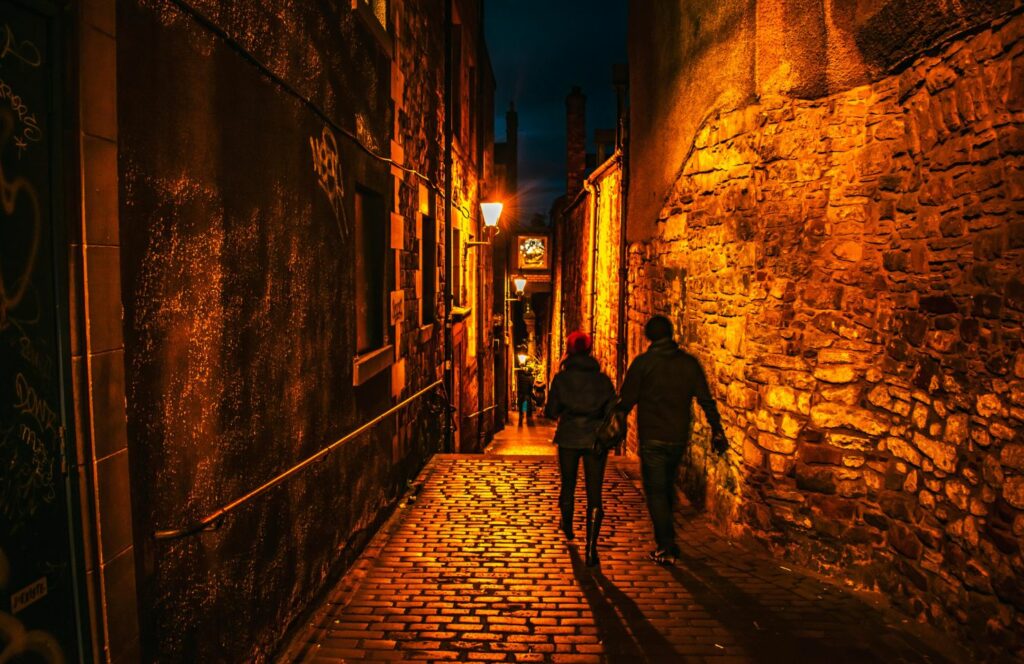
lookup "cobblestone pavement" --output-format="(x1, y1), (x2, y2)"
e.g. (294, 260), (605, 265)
(286, 455), (968, 663)
(485, 413), (557, 456)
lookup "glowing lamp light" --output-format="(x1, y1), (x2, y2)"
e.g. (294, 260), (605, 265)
(481, 202), (503, 228)
(517, 352), (529, 365)
(512, 275), (527, 295)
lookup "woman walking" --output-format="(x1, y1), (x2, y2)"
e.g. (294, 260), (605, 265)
(543, 331), (616, 566)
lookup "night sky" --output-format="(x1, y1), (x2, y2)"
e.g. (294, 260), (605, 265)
(485, 0), (628, 224)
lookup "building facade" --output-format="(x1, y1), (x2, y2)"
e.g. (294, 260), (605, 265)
(0, 0), (498, 661)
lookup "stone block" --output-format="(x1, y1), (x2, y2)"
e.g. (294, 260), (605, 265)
(1000, 444), (1024, 471)
(80, 26), (117, 140)
(85, 246), (124, 354)
(880, 492), (917, 522)
(889, 522), (924, 559)
(810, 402), (889, 435)
(976, 393), (1003, 417)
(885, 436), (922, 466)
(945, 413), (969, 444)
(97, 449), (133, 561)
(799, 444), (844, 466)
(758, 432), (797, 455)
(795, 464), (837, 494)
(763, 385), (811, 414)
(103, 548), (139, 659)
(913, 433), (958, 472)
(814, 365), (857, 383)
(88, 349), (128, 460)
(1003, 477), (1024, 509)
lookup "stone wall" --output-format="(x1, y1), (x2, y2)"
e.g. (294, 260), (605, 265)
(116, 1), (467, 660)
(627, 6), (1024, 657)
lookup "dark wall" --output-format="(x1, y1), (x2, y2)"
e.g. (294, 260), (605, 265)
(117, 1), (442, 660)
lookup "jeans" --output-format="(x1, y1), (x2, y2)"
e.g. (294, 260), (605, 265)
(640, 439), (685, 552)
(557, 447), (607, 514)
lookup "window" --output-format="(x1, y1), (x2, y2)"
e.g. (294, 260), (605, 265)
(355, 186), (387, 354)
(421, 213), (436, 325)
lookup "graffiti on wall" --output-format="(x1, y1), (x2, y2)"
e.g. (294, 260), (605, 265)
(0, 548), (65, 664)
(0, 110), (41, 333)
(0, 23), (42, 155)
(310, 125), (349, 240)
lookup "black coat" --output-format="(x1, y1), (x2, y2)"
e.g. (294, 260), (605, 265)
(617, 338), (723, 444)
(544, 354), (616, 449)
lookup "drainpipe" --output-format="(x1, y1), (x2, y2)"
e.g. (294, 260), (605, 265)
(443, 0), (454, 452)
(587, 180), (600, 338)
(615, 153), (629, 387)
(614, 66), (630, 389)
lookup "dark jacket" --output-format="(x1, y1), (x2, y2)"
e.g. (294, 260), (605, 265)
(618, 338), (723, 445)
(516, 369), (535, 400)
(544, 354), (616, 449)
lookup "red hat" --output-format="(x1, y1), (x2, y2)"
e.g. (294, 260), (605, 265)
(566, 331), (592, 355)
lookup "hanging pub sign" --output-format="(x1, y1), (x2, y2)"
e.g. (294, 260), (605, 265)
(515, 234), (549, 271)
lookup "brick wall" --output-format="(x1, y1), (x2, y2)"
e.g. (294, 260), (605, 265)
(627, 8), (1024, 655)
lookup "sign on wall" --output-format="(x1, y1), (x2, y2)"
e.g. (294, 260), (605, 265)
(516, 235), (549, 271)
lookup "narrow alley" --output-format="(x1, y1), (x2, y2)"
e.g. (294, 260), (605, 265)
(284, 422), (964, 663)
(2, 0), (1023, 662)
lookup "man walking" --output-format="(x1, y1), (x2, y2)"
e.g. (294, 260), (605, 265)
(617, 315), (728, 564)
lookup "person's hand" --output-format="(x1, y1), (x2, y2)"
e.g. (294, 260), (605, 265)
(711, 430), (729, 456)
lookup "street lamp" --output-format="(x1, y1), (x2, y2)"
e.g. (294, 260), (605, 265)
(467, 201), (504, 248)
(512, 275), (527, 296)
(481, 202), (503, 229)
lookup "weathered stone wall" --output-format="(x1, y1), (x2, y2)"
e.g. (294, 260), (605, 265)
(627, 0), (1020, 243)
(628, 6), (1024, 656)
(116, 1), (462, 660)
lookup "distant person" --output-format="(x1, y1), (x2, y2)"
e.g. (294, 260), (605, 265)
(617, 315), (728, 565)
(531, 374), (547, 414)
(516, 366), (535, 427)
(544, 331), (616, 566)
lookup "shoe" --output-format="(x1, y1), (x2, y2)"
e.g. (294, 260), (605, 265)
(560, 508), (575, 540)
(648, 548), (678, 565)
(585, 507), (604, 567)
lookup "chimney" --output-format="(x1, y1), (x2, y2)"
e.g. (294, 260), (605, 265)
(566, 86), (586, 195)
(612, 64), (628, 148)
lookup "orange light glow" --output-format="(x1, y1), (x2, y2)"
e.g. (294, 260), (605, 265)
(481, 202), (504, 228)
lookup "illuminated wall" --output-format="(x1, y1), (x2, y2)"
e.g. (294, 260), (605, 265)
(628, 1), (1024, 656)
(554, 158), (623, 385)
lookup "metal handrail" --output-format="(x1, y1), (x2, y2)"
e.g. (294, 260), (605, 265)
(153, 380), (444, 540)
(465, 404), (498, 420)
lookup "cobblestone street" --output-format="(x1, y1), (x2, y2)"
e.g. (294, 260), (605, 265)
(285, 446), (967, 663)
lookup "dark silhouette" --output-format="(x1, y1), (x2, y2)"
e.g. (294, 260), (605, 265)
(545, 331), (616, 565)
(568, 545), (681, 662)
(617, 315), (728, 564)
(515, 366), (536, 426)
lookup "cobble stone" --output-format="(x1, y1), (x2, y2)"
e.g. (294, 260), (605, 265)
(288, 455), (966, 662)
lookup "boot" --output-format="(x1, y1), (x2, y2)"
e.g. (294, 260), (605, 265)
(585, 507), (603, 567)
(559, 499), (575, 540)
